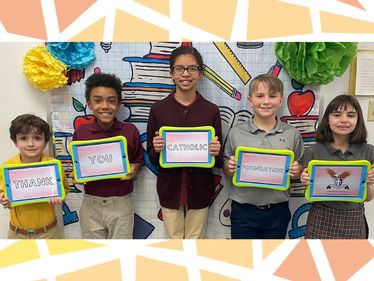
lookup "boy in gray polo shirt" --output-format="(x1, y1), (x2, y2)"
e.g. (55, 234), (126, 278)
(223, 74), (303, 239)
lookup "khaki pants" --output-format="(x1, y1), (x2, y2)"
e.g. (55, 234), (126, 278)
(80, 193), (134, 239)
(7, 225), (61, 239)
(161, 206), (209, 239)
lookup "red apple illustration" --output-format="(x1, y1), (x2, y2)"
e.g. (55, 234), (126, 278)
(72, 97), (95, 130)
(287, 90), (315, 116)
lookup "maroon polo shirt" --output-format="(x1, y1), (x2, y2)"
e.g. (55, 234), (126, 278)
(73, 118), (144, 197)
(147, 92), (223, 209)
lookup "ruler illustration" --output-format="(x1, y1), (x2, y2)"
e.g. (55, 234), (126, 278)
(214, 42), (251, 85)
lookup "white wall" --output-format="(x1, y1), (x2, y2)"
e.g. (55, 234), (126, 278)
(358, 96), (374, 236)
(0, 43), (49, 238)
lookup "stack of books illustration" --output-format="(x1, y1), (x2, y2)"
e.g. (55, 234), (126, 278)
(219, 106), (252, 149)
(122, 42), (189, 122)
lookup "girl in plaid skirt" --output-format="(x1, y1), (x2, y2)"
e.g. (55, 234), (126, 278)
(300, 95), (374, 239)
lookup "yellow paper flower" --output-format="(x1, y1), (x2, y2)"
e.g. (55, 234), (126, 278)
(23, 46), (68, 91)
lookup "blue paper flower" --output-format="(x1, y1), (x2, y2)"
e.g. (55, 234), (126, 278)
(47, 42), (95, 70)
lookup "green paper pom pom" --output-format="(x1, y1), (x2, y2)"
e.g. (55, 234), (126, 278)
(275, 42), (357, 86)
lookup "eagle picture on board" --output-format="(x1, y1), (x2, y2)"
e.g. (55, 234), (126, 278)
(326, 169), (351, 190)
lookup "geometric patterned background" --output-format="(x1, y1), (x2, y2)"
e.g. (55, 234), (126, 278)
(1, 0), (374, 280)
(1, 0), (374, 41)
(1, 240), (373, 280)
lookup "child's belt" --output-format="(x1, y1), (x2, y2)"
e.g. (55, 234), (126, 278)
(9, 218), (58, 237)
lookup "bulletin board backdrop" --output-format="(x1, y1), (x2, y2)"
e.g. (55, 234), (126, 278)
(51, 42), (320, 239)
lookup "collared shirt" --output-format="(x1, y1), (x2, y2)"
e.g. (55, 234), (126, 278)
(0, 154), (69, 229)
(73, 118), (144, 197)
(223, 115), (304, 205)
(147, 91), (223, 209)
(301, 142), (374, 210)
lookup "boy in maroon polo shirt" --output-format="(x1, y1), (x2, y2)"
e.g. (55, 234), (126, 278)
(73, 73), (144, 239)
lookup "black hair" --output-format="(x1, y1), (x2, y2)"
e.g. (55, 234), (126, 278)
(85, 73), (122, 103)
(169, 46), (204, 69)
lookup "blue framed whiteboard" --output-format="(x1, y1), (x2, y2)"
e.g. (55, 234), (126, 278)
(69, 136), (130, 183)
(1, 160), (65, 206)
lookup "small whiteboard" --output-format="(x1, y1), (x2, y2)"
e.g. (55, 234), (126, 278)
(69, 136), (130, 183)
(1, 160), (65, 206)
(233, 146), (294, 190)
(306, 160), (370, 202)
(159, 126), (215, 168)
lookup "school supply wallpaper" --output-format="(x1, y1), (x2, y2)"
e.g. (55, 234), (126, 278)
(49, 42), (319, 239)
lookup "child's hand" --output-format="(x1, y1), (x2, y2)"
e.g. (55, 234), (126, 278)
(69, 171), (85, 185)
(121, 163), (141, 181)
(227, 156), (237, 173)
(209, 136), (221, 156)
(49, 197), (62, 205)
(223, 156), (237, 177)
(289, 161), (301, 179)
(153, 131), (165, 153)
(0, 192), (11, 209)
(300, 168), (310, 185)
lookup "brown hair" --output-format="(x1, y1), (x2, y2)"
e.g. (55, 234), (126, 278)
(248, 74), (284, 96)
(9, 114), (52, 143)
(316, 95), (367, 144)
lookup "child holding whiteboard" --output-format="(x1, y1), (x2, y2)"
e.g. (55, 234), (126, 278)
(300, 95), (374, 238)
(223, 74), (303, 239)
(147, 46), (222, 239)
(0, 114), (69, 239)
(72, 73), (144, 239)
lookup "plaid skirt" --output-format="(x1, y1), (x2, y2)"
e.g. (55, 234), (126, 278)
(305, 203), (366, 239)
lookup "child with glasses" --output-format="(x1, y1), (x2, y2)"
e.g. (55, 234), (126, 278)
(147, 45), (222, 239)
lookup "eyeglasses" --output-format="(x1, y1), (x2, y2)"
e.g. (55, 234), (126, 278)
(171, 65), (201, 75)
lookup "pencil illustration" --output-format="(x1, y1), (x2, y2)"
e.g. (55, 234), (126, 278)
(214, 42), (251, 85)
(202, 64), (242, 101)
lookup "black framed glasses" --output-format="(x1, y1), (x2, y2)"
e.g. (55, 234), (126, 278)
(171, 65), (201, 75)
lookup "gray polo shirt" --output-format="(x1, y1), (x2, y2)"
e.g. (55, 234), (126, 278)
(224, 116), (304, 205)
(301, 142), (374, 210)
